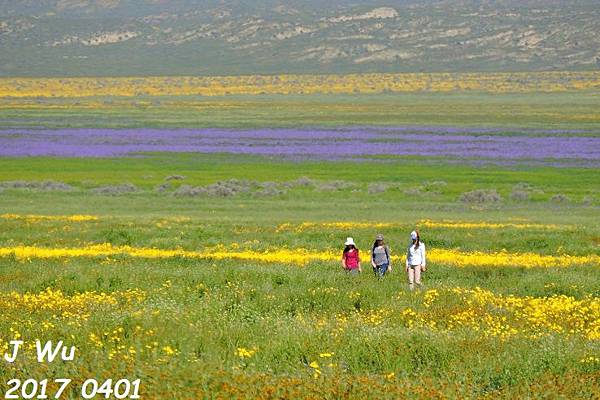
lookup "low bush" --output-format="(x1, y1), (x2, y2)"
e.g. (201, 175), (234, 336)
(91, 183), (138, 196)
(459, 189), (502, 203)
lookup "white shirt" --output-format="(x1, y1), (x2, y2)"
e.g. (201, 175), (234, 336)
(406, 242), (426, 267)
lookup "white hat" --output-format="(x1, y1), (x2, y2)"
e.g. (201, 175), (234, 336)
(410, 231), (418, 240)
(344, 237), (356, 246)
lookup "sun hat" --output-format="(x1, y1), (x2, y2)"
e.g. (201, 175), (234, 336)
(375, 234), (384, 241)
(410, 231), (418, 240)
(344, 237), (356, 246)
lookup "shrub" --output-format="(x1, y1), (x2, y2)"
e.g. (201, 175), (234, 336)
(368, 183), (388, 194)
(207, 184), (235, 197)
(459, 189), (502, 203)
(155, 183), (173, 193)
(205, 179), (253, 197)
(510, 190), (530, 202)
(403, 181), (446, 197)
(282, 177), (316, 189)
(0, 180), (73, 191)
(172, 180), (255, 197)
(172, 185), (206, 197)
(255, 183), (286, 197)
(510, 182), (548, 202)
(317, 180), (355, 191)
(513, 182), (534, 191)
(550, 194), (570, 203)
(423, 181), (447, 193)
(39, 181), (74, 191)
(165, 175), (186, 181)
(403, 187), (423, 196)
(581, 196), (593, 206)
(91, 183), (138, 196)
(293, 176), (315, 187)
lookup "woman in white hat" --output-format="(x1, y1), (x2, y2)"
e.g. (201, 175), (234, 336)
(341, 237), (362, 274)
(406, 230), (426, 289)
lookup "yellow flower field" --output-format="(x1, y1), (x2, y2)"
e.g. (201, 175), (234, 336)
(1, 71), (599, 98)
(276, 219), (570, 232)
(0, 213), (571, 231)
(416, 287), (600, 340)
(0, 243), (598, 269)
(0, 213), (99, 222)
(0, 287), (145, 313)
(299, 287), (600, 341)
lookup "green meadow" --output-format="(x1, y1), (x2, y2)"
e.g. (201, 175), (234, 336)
(1, 152), (599, 399)
(1, 85), (599, 399)
(1, 92), (600, 129)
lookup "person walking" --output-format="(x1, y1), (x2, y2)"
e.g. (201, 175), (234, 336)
(341, 237), (362, 274)
(406, 230), (426, 290)
(371, 234), (391, 278)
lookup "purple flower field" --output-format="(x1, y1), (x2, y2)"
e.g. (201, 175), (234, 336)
(1, 127), (599, 167)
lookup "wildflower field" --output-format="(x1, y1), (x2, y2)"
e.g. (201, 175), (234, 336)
(1, 72), (600, 131)
(0, 73), (599, 399)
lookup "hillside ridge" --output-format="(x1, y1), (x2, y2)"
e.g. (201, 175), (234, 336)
(1, 1), (599, 76)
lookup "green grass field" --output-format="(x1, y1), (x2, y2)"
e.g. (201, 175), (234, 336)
(2, 92), (600, 129)
(1, 151), (599, 399)
(0, 84), (599, 399)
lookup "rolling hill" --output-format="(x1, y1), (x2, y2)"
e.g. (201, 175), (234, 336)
(0, 0), (599, 76)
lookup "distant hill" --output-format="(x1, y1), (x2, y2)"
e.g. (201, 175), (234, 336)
(1, 0), (599, 76)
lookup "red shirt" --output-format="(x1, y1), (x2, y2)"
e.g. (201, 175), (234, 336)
(343, 249), (360, 269)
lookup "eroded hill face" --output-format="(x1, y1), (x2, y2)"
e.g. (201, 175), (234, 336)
(1, 0), (599, 76)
